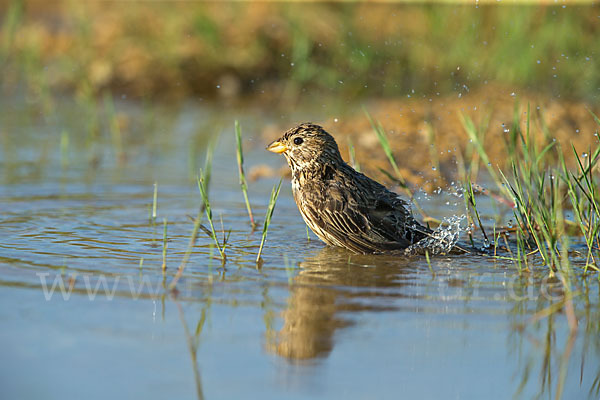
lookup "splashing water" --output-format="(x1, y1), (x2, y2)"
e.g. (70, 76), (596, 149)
(405, 215), (466, 256)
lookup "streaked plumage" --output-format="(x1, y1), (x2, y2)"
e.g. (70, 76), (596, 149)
(267, 123), (432, 254)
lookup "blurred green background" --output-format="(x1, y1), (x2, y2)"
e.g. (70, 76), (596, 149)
(1, 0), (598, 104)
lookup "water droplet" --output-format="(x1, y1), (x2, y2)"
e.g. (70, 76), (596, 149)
(290, 62), (295, 66)
(405, 215), (465, 256)
(482, 239), (490, 250)
(216, 85), (221, 89)
(334, 118), (339, 123)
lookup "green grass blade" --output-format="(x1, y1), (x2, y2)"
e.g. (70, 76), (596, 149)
(235, 120), (255, 227)
(256, 179), (283, 263)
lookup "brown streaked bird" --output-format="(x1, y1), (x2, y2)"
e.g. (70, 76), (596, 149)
(267, 123), (433, 254)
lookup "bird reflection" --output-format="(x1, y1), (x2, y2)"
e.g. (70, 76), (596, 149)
(268, 246), (417, 361)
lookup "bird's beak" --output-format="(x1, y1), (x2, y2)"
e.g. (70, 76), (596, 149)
(266, 140), (288, 154)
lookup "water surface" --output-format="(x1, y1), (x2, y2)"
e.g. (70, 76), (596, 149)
(1, 98), (599, 399)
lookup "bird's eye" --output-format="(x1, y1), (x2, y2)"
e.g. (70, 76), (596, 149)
(293, 137), (303, 145)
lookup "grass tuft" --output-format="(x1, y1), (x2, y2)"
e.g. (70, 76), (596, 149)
(198, 170), (228, 262)
(256, 179), (283, 263)
(462, 103), (600, 281)
(169, 139), (219, 290)
(235, 120), (256, 228)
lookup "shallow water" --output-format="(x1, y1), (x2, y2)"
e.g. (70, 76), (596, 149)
(1, 98), (599, 399)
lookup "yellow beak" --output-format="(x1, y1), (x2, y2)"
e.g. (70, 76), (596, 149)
(267, 140), (288, 154)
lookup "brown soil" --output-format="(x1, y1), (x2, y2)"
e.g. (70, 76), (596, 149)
(257, 87), (600, 192)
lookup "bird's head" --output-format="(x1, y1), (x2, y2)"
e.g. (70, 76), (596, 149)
(267, 123), (343, 171)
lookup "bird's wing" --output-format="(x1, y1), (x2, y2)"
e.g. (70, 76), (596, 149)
(359, 181), (432, 245)
(302, 194), (386, 253)
(302, 178), (418, 253)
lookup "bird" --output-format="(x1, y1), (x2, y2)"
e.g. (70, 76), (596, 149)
(267, 122), (436, 254)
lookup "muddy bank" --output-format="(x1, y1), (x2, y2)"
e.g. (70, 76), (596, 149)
(258, 88), (599, 192)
